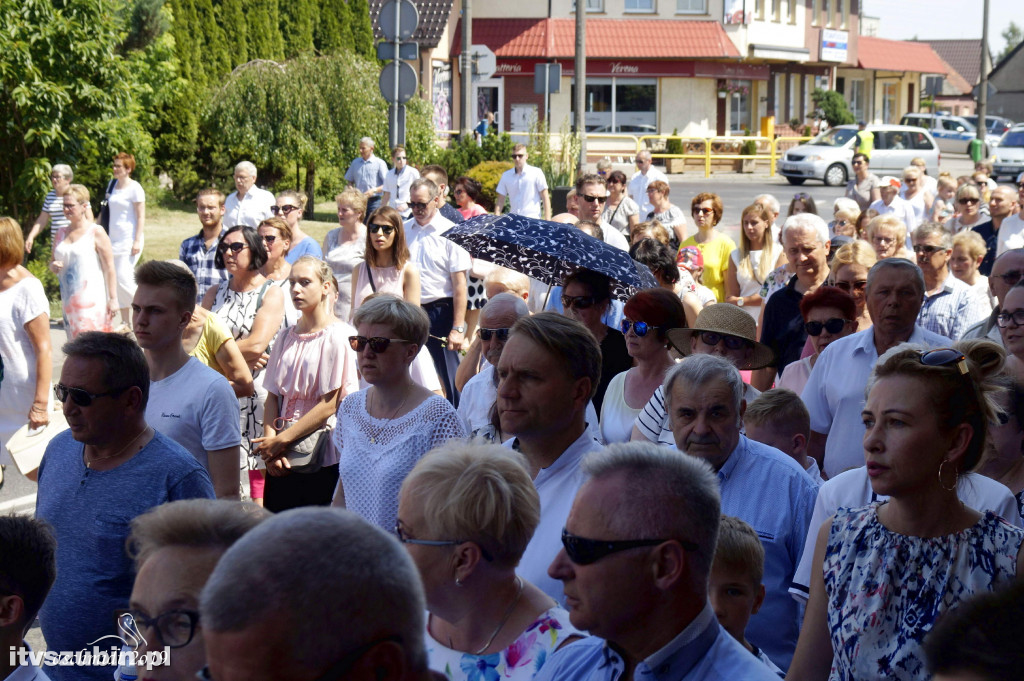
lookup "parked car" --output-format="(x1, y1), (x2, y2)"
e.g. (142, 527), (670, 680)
(993, 125), (1024, 181)
(779, 124), (940, 187)
(900, 112), (999, 155)
(964, 115), (1015, 137)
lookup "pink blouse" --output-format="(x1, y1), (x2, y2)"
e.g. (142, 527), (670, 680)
(458, 204), (488, 220)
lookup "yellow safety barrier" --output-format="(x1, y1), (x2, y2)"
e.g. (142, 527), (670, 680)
(771, 136), (814, 176)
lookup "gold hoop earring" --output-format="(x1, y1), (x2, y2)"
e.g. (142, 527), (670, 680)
(938, 459), (959, 492)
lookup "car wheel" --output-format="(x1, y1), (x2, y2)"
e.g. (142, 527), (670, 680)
(824, 163), (848, 187)
(786, 176), (806, 186)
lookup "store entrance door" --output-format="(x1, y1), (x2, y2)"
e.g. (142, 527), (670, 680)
(473, 80), (503, 133)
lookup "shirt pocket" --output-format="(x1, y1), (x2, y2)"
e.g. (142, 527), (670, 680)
(92, 515), (133, 574)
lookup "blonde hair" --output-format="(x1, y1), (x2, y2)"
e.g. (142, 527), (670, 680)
(277, 189), (308, 211)
(830, 240), (877, 273)
(744, 388), (810, 438)
(713, 515), (765, 586)
(0, 217), (24, 268)
(483, 267), (530, 298)
(65, 184), (90, 204)
(738, 204), (777, 284)
(867, 214), (908, 253)
(953, 229), (987, 261)
(292, 255), (339, 295)
(336, 186), (367, 214)
(630, 220), (671, 246)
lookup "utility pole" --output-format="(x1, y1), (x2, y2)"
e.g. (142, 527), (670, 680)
(461, 0), (473, 138)
(977, 0), (990, 148)
(574, 2), (587, 174)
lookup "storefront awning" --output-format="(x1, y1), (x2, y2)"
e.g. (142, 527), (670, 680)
(857, 36), (949, 74)
(450, 18), (742, 60)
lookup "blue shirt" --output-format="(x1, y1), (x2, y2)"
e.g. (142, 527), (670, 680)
(284, 236), (324, 264)
(715, 435), (817, 672)
(180, 229), (229, 303)
(533, 604), (781, 681)
(917, 271), (991, 340)
(344, 154), (388, 195)
(35, 430), (215, 681)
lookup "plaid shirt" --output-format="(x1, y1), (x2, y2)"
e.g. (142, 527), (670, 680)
(180, 229), (228, 303)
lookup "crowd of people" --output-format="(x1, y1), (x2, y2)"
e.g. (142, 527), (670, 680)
(2, 143), (1024, 681)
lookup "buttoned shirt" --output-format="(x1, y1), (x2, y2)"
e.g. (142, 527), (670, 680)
(996, 213), (1024, 255)
(179, 228), (228, 302)
(505, 424), (603, 604)
(868, 195), (918, 245)
(802, 325), (950, 478)
(344, 153), (389, 195)
(627, 167), (669, 216)
(496, 164), (548, 218)
(382, 165), (421, 214)
(918, 271), (990, 340)
(223, 186), (275, 228)
(532, 604), (781, 681)
(404, 214), (471, 303)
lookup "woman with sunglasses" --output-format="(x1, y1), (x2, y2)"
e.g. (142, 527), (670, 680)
(777, 286), (857, 396)
(323, 187), (367, 321)
(332, 294), (466, 531)
(790, 340), (1024, 681)
(600, 288), (684, 444)
(726, 203), (785, 322)
(254, 257), (359, 511)
(679, 193), (736, 303)
(257, 216), (299, 327)
(273, 190), (321, 263)
(602, 170), (639, 236)
(901, 166), (933, 227)
(947, 184), (990, 236)
(202, 225), (286, 506)
(453, 176), (488, 220)
(351, 206), (420, 316)
(397, 441), (582, 680)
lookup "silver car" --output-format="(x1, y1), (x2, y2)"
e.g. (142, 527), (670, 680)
(993, 125), (1024, 182)
(779, 124), (940, 187)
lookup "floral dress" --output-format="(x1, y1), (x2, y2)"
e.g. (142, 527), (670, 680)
(426, 607), (581, 681)
(53, 224), (111, 337)
(823, 503), (1023, 681)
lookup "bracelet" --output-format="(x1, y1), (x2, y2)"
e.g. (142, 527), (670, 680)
(30, 405), (47, 413)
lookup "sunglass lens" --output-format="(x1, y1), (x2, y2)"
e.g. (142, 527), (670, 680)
(824, 318), (847, 334)
(805, 321), (823, 336)
(368, 337), (391, 353)
(348, 336), (365, 351)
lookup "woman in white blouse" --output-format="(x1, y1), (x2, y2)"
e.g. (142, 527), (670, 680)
(106, 152), (146, 326)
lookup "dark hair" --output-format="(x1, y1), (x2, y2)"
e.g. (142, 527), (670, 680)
(575, 173), (607, 193)
(630, 238), (680, 286)
(214, 225), (267, 271)
(799, 285), (856, 322)
(852, 153), (869, 165)
(623, 287), (686, 339)
(563, 268), (612, 303)
(576, 220), (603, 241)
(788, 193), (819, 216)
(0, 516), (57, 628)
(62, 331), (151, 408)
(607, 170), (628, 186)
(134, 260), (198, 313)
(364, 206), (409, 269)
(454, 176), (483, 203)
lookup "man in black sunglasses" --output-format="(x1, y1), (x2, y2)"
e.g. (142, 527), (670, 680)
(911, 222), (989, 341)
(540, 442), (779, 681)
(963, 248), (1024, 342)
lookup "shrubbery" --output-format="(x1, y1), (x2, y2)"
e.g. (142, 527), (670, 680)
(466, 161), (514, 212)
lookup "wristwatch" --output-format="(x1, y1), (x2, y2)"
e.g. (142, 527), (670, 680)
(452, 325), (467, 333)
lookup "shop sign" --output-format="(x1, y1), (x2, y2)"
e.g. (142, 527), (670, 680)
(821, 29), (849, 62)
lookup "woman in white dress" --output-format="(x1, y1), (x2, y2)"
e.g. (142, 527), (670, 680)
(106, 152), (146, 325)
(726, 203), (784, 322)
(322, 187), (366, 320)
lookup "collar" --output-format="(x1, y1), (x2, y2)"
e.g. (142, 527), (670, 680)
(506, 422), (601, 482)
(715, 435), (746, 483)
(594, 604), (719, 681)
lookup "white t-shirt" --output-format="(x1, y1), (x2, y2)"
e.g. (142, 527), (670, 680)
(496, 165), (548, 218)
(107, 179), (146, 252)
(145, 357), (241, 470)
(224, 186), (275, 228)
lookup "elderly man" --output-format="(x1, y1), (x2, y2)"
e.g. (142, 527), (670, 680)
(345, 137), (389, 217)
(627, 149), (668, 217)
(0, 516), (56, 681)
(496, 144), (551, 219)
(975, 185), (1020, 274)
(179, 188), (229, 302)
(803, 258), (949, 478)
(35, 332), (214, 681)
(497, 312), (603, 603)
(753, 214), (831, 390)
(665, 354), (815, 671)
(223, 161), (275, 228)
(200, 508), (436, 681)
(536, 442), (780, 681)
(963, 248), (1024, 342)
(996, 183), (1024, 255)
(912, 222), (990, 340)
(456, 292), (530, 437)
(575, 173), (629, 250)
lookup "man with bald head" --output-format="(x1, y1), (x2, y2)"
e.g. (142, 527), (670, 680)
(975, 185), (1018, 275)
(996, 183), (1024, 255)
(963, 248), (1024, 343)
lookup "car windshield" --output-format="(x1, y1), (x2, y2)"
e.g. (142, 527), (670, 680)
(1001, 130), (1024, 148)
(808, 128), (856, 147)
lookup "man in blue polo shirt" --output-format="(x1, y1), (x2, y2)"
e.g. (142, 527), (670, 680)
(344, 137), (389, 217)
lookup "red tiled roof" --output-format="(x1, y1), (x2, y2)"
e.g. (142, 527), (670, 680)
(858, 36), (948, 74)
(450, 18), (741, 59)
(933, 54), (972, 95)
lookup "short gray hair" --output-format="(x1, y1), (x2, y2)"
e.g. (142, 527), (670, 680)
(581, 442), (721, 593)
(663, 354), (744, 415)
(360, 137), (376, 148)
(200, 508), (427, 674)
(409, 177), (439, 200)
(912, 221), (953, 249)
(832, 197), (859, 215)
(754, 193), (780, 216)
(234, 161), (257, 177)
(636, 149), (652, 162)
(781, 213), (829, 246)
(51, 164), (73, 180)
(866, 257), (925, 297)
(481, 292), (529, 321)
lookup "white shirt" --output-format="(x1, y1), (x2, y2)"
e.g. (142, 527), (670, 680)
(801, 325), (951, 478)
(457, 363), (497, 434)
(224, 186), (276, 228)
(496, 164), (548, 218)
(868, 195), (918, 247)
(627, 166), (669, 216)
(789, 466), (1023, 602)
(382, 165), (421, 214)
(404, 214), (471, 303)
(5, 642), (52, 681)
(600, 220), (630, 251)
(996, 213), (1024, 255)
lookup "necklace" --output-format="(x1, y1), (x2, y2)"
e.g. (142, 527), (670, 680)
(367, 388), (410, 444)
(447, 576), (524, 655)
(85, 426), (149, 469)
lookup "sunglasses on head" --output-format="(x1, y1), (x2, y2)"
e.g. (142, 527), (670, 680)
(804, 318), (849, 336)
(580, 193), (605, 204)
(918, 348), (969, 375)
(270, 204), (301, 215)
(54, 382), (124, 407)
(913, 244), (946, 256)
(369, 223), (395, 235)
(348, 336), (414, 353)
(698, 331), (750, 351)
(408, 201), (430, 211)
(477, 327), (510, 342)
(561, 528), (692, 565)
(561, 295), (596, 310)
(620, 320), (660, 337)
(218, 242), (247, 254)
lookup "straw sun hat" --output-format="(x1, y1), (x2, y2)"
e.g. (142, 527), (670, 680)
(666, 303), (776, 370)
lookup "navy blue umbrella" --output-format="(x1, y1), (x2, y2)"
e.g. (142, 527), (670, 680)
(443, 213), (659, 302)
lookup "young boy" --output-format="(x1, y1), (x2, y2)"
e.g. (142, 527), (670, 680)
(743, 388), (823, 485)
(710, 515), (784, 678)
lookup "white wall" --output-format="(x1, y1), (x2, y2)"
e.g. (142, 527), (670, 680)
(660, 78), (717, 136)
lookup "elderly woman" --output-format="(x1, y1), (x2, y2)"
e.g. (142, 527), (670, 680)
(829, 240), (877, 331)
(629, 219), (671, 247)
(866, 214), (912, 261)
(845, 153), (882, 212)
(124, 499), (268, 681)
(947, 183), (991, 235)
(789, 340), (1024, 681)
(273, 190), (321, 263)
(453, 176), (488, 220)
(106, 152), (146, 325)
(679, 192), (736, 303)
(24, 163), (76, 254)
(644, 180), (687, 245)
(602, 170), (640, 235)
(257, 216), (299, 327)
(776, 286), (857, 396)
(901, 166), (933, 226)
(322, 187), (367, 320)
(951, 230), (995, 311)
(332, 294), (466, 531)
(600, 288), (685, 444)
(830, 197), (859, 237)
(397, 442), (582, 679)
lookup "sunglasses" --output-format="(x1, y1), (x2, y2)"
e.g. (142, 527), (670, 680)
(270, 204), (301, 215)
(394, 156), (407, 161)
(918, 348), (969, 376)
(409, 201), (430, 211)
(218, 242), (247, 254)
(54, 382), (124, 407)
(561, 529), (692, 565)
(698, 331), (750, 351)
(580, 193), (605, 204)
(992, 269), (1024, 286)
(958, 197), (980, 205)
(394, 522), (494, 561)
(804, 318), (850, 336)
(996, 310), (1024, 328)
(348, 336), (414, 353)
(833, 279), (868, 292)
(369, 224), (395, 235)
(620, 320), (660, 337)
(261, 235), (278, 245)
(913, 244), (946, 256)
(561, 295), (597, 310)
(852, 160), (864, 166)
(511, 154), (525, 159)
(477, 327), (511, 342)
(693, 207), (714, 215)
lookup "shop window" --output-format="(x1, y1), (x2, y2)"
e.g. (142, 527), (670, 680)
(882, 82), (899, 124)
(625, 0), (655, 11)
(728, 80), (752, 134)
(676, 0), (706, 13)
(848, 79), (865, 122)
(572, 78), (657, 133)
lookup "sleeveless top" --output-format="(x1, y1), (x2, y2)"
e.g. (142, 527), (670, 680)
(54, 224), (111, 337)
(352, 263), (405, 316)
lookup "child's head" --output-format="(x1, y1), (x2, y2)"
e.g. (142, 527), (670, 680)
(709, 516), (766, 646)
(937, 175), (957, 199)
(743, 388), (810, 463)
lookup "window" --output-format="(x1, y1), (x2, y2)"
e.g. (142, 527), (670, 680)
(772, 0), (781, 22)
(755, 0), (765, 20)
(788, 0), (797, 24)
(882, 82), (899, 124)
(788, 73), (798, 123)
(728, 80), (752, 133)
(676, 0), (706, 13)
(572, 78), (658, 133)
(840, 0), (849, 28)
(848, 79), (865, 122)
(822, 0), (831, 27)
(774, 73), (785, 121)
(625, 0), (655, 10)
(811, 0), (819, 26)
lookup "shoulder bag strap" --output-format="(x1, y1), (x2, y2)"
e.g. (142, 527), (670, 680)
(255, 279), (273, 310)
(367, 264), (377, 293)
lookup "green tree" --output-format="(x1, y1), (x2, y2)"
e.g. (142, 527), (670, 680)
(279, 0), (316, 58)
(316, 0), (354, 54)
(245, 0), (285, 62)
(216, 0), (249, 67)
(348, 0), (376, 60)
(812, 88), (855, 127)
(998, 21), (1023, 63)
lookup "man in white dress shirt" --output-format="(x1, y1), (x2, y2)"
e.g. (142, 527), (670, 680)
(380, 145), (420, 219)
(495, 145), (550, 219)
(575, 173), (630, 251)
(223, 161), (275, 228)
(627, 149), (668, 217)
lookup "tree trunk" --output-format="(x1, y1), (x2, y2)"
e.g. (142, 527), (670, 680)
(304, 161), (316, 220)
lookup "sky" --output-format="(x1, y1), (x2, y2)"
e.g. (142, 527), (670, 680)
(861, 0), (1019, 53)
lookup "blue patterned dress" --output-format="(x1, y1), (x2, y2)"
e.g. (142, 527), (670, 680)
(824, 502), (1023, 681)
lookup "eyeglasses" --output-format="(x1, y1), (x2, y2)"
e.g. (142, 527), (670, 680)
(958, 197), (980, 205)
(394, 156), (407, 161)
(698, 331), (751, 351)
(218, 242), (247, 254)
(693, 207), (714, 215)
(918, 348), (969, 376)
(833, 279), (868, 293)
(903, 178), (917, 183)
(561, 295), (597, 310)
(394, 521), (494, 561)
(852, 160), (864, 166)
(477, 327), (511, 342)
(913, 244), (947, 256)
(261, 235), (277, 245)
(561, 529), (692, 565)
(270, 204), (301, 216)
(579, 194), (605, 204)
(996, 310), (1024, 328)
(804, 318), (850, 336)
(1017, 183), (1024, 190)
(119, 610), (199, 650)
(408, 201), (430, 211)
(54, 382), (125, 407)
(511, 154), (525, 159)
(348, 336), (414, 353)
(620, 320), (660, 337)
(369, 224), (395, 235)
(992, 269), (1024, 286)
(196, 636), (403, 681)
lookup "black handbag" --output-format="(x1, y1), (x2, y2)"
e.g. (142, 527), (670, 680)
(97, 179), (116, 233)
